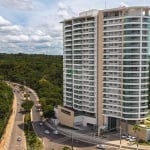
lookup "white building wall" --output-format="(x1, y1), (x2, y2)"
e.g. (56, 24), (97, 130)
(74, 115), (97, 126)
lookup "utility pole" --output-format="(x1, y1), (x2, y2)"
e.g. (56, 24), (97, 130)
(71, 133), (73, 150)
(119, 119), (122, 150)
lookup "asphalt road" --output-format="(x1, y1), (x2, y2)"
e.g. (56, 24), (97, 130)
(8, 84), (26, 150)
(5, 83), (147, 150)
(7, 83), (118, 150)
(24, 87), (118, 150)
(25, 87), (70, 149)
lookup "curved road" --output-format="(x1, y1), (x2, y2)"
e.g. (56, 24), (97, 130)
(7, 83), (148, 150)
(8, 83), (120, 150)
(25, 86), (118, 150)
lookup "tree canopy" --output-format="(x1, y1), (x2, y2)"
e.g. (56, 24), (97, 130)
(0, 53), (63, 118)
(0, 81), (13, 138)
(21, 100), (34, 112)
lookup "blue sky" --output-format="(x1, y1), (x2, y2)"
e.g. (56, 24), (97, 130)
(0, 0), (149, 55)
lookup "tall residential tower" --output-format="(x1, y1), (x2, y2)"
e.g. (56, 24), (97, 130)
(62, 6), (150, 129)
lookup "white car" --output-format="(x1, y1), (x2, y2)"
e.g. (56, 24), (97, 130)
(121, 135), (127, 139)
(96, 144), (105, 149)
(125, 137), (130, 141)
(39, 122), (43, 126)
(53, 130), (58, 135)
(44, 130), (50, 134)
(129, 138), (136, 142)
(131, 136), (136, 139)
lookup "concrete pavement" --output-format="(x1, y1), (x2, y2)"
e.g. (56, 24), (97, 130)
(45, 120), (150, 150)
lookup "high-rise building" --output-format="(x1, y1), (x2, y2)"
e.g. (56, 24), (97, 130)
(62, 6), (150, 130)
(63, 9), (99, 127)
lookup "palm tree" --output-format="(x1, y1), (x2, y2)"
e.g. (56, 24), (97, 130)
(62, 146), (71, 150)
(133, 124), (141, 150)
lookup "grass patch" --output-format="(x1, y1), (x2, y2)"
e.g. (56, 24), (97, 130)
(138, 139), (150, 146)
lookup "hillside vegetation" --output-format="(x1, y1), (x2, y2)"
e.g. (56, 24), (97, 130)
(0, 53), (63, 118)
(0, 81), (13, 138)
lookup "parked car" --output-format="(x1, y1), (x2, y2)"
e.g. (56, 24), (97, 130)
(128, 135), (132, 138)
(131, 136), (136, 140)
(121, 135), (127, 139)
(129, 138), (136, 142)
(96, 144), (105, 149)
(125, 137), (130, 141)
(53, 130), (58, 135)
(44, 130), (50, 134)
(39, 122), (43, 126)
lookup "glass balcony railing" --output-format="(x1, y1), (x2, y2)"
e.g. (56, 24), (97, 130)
(123, 61), (140, 65)
(123, 85), (139, 89)
(123, 73), (140, 78)
(124, 24), (141, 29)
(124, 30), (140, 35)
(123, 91), (139, 95)
(123, 67), (139, 71)
(124, 18), (141, 22)
(123, 97), (139, 101)
(123, 114), (139, 119)
(124, 43), (140, 47)
(123, 49), (147, 53)
(123, 103), (139, 107)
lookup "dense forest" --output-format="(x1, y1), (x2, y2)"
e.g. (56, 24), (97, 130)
(0, 81), (13, 138)
(0, 53), (150, 119)
(0, 53), (63, 118)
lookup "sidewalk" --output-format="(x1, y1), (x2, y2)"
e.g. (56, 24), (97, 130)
(107, 138), (150, 150)
(45, 120), (150, 150)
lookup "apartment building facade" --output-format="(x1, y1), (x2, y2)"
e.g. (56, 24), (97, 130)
(62, 6), (150, 130)
(63, 9), (99, 127)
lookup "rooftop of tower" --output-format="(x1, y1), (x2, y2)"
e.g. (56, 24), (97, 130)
(61, 6), (150, 23)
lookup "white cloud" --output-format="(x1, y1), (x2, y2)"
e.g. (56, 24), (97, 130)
(1, 0), (148, 55)
(5, 35), (29, 42)
(0, 0), (34, 10)
(120, 2), (129, 7)
(58, 2), (68, 10)
(0, 25), (21, 32)
(57, 2), (77, 19)
(35, 30), (45, 36)
(60, 0), (101, 13)
(0, 15), (60, 55)
(31, 35), (52, 42)
(0, 16), (10, 26)
(57, 10), (70, 19)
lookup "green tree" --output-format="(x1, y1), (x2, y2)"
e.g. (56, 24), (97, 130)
(0, 53), (63, 119)
(43, 105), (54, 118)
(62, 146), (71, 150)
(21, 100), (34, 112)
(0, 81), (13, 138)
(133, 124), (141, 150)
(0, 75), (4, 81)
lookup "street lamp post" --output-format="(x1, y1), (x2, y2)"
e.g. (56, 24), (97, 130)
(119, 124), (122, 150)
(119, 119), (122, 150)
(71, 133), (73, 150)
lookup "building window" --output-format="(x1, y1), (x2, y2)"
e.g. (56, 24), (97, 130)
(61, 109), (71, 115)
